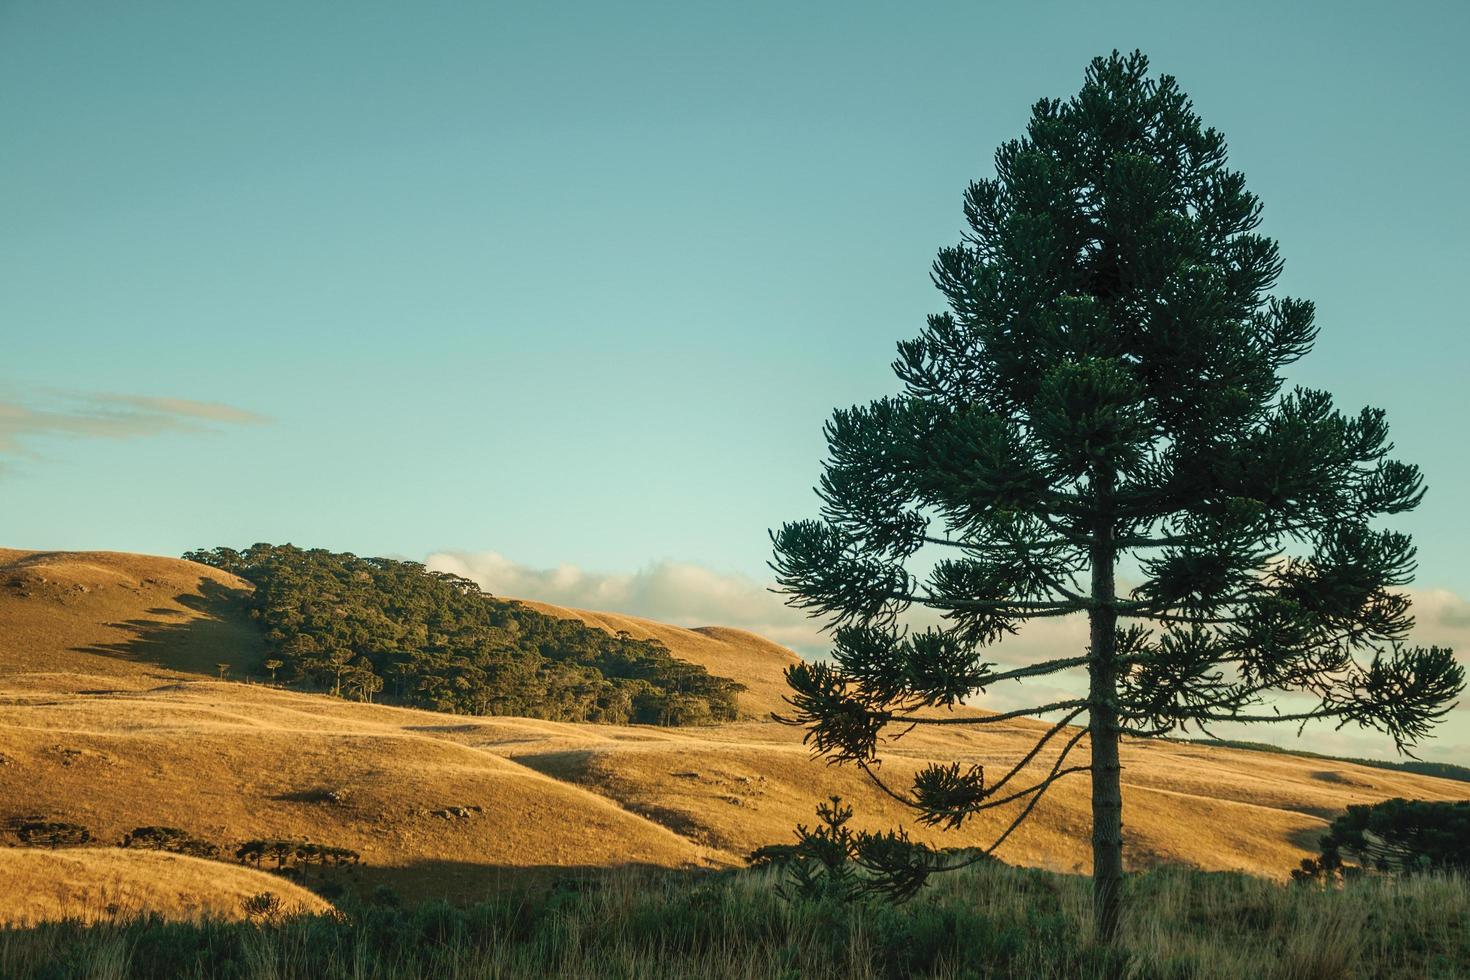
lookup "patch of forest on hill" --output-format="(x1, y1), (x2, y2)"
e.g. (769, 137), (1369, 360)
(183, 544), (743, 725)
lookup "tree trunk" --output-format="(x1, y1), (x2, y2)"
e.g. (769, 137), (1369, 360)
(1088, 485), (1124, 944)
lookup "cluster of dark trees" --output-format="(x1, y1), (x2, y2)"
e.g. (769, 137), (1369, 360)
(12, 821), (91, 849)
(6, 817), (364, 875)
(1293, 798), (1470, 882)
(119, 825), (220, 859)
(184, 543), (743, 725)
(235, 839), (362, 870)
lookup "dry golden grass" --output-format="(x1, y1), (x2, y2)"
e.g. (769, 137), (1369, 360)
(512, 599), (802, 718)
(0, 548), (1464, 924)
(0, 847), (331, 926)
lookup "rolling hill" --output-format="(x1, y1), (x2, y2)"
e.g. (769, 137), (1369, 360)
(0, 848), (332, 926)
(1, 547), (1463, 925)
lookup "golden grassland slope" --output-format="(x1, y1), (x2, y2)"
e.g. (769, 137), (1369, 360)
(0, 548), (1464, 924)
(0, 848), (332, 926)
(0, 547), (264, 683)
(511, 598), (801, 718)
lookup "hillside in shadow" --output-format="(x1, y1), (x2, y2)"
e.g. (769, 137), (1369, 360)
(74, 577), (264, 678)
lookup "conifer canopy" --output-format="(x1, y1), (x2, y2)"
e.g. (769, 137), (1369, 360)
(771, 50), (1462, 940)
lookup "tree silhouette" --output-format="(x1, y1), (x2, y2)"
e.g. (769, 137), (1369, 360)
(234, 838), (361, 871)
(119, 825), (220, 859)
(771, 51), (1463, 942)
(264, 659), (284, 682)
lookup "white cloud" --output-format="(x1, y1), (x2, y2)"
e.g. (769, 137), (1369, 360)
(1407, 587), (1470, 648)
(427, 550), (1468, 763)
(425, 551), (829, 654)
(426, 551), (1097, 665)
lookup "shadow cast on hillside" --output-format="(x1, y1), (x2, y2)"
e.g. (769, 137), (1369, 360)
(1285, 822), (1333, 858)
(278, 858), (735, 907)
(73, 578), (264, 679)
(508, 749), (596, 781)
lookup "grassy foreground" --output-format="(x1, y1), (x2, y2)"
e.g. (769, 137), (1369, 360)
(2, 863), (1467, 980)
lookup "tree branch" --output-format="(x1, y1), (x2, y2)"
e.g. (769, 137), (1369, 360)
(982, 707), (1087, 797)
(1191, 706), (1357, 724)
(893, 699), (1088, 726)
(919, 534), (1078, 552)
(978, 656), (1096, 686)
(978, 723), (1091, 847)
(914, 593), (1083, 612)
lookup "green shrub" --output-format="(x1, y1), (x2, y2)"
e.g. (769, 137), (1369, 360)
(1294, 798), (1470, 881)
(240, 892), (283, 922)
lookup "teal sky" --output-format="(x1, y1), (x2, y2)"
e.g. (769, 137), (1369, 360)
(3, 0), (1467, 599)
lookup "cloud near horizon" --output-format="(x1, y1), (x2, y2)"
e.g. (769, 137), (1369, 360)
(427, 548), (1469, 667)
(424, 551), (1114, 666)
(426, 550), (829, 654)
(0, 390), (268, 464)
(426, 550), (1469, 762)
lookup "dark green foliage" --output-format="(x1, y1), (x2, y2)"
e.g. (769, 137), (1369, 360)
(15, 822), (91, 849)
(773, 796), (974, 903)
(1294, 798), (1470, 881)
(368, 885), (402, 908)
(780, 796), (864, 902)
(1291, 849), (1351, 886)
(747, 843), (801, 869)
(239, 892), (284, 922)
(769, 50), (1462, 935)
(184, 543), (742, 725)
(2, 814), (47, 836)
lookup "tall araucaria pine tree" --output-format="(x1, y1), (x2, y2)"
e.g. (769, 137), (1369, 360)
(770, 50), (1463, 943)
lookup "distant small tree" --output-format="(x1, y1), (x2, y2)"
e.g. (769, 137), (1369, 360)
(216, 663), (231, 680)
(342, 662), (384, 703)
(771, 51), (1463, 942)
(320, 647), (354, 697)
(267, 839), (293, 868)
(236, 839), (267, 867)
(263, 659), (284, 683)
